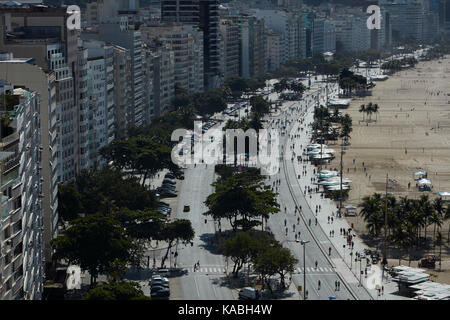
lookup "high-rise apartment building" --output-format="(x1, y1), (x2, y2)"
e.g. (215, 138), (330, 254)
(219, 18), (240, 80)
(83, 17), (145, 126)
(265, 31), (282, 73)
(112, 45), (131, 139)
(0, 82), (43, 300)
(161, 0), (221, 89)
(141, 23), (204, 93)
(313, 18), (336, 54)
(222, 15), (266, 79)
(82, 39), (115, 170)
(0, 59), (59, 277)
(0, 7), (80, 184)
(144, 43), (175, 119)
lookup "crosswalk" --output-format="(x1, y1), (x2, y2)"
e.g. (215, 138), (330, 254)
(185, 266), (227, 274)
(180, 265), (336, 274)
(294, 266), (335, 274)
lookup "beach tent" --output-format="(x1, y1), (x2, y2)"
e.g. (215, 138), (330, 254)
(418, 178), (432, 191)
(414, 171), (427, 180)
(438, 192), (450, 203)
(345, 205), (357, 216)
(418, 178), (432, 186)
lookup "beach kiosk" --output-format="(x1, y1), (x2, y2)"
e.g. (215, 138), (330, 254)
(414, 171), (427, 180)
(418, 178), (432, 191)
(438, 192), (450, 203)
(344, 205), (357, 217)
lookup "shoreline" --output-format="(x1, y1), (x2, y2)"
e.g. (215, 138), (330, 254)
(324, 55), (450, 283)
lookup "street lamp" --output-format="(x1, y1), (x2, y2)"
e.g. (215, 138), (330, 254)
(282, 239), (309, 300)
(297, 239), (310, 300)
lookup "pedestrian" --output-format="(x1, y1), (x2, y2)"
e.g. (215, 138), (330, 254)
(335, 280), (338, 291)
(382, 286), (384, 295)
(338, 281), (340, 291)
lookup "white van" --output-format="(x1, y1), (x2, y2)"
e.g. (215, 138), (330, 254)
(238, 287), (261, 300)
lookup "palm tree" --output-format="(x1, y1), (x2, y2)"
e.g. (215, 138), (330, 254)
(418, 195), (434, 246)
(372, 103), (379, 122)
(432, 197), (445, 242)
(435, 231), (443, 270)
(366, 102), (374, 122)
(445, 205), (450, 244)
(359, 104), (366, 122)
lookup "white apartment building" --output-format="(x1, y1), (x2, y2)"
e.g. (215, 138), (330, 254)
(219, 18), (240, 80)
(83, 17), (145, 127)
(46, 43), (76, 184)
(141, 23), (204, 93)
(83, 40), (115, 170)
(249, 9), (305, 63)
(112, 45), (131, 139)
(144, 43), (175, 120)
(0, 83), (43, 300)
(0, 61), (59, 269)
(313, 18), (336, 54)
(334, 15), (371, 52)
(265, 31), (282, 73)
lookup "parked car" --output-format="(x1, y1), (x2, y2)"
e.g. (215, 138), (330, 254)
(160, 191), (177, 198)
(162, 179), (176, 185)
(150, 285), (170, 298)
(150, 277), (170, 288)
(157, 269), (171, 277)
(157, 207), (171, 215)
(238, 287), (261, 300)
(165, 172), (176, 179)
(159, 201), (170, 207)
(161, 184), (176, 191)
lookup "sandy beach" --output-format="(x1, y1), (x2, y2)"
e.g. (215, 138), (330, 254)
(323, 55), (450, 283)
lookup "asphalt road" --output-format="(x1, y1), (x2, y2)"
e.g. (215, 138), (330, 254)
(170, 78), (373, 300)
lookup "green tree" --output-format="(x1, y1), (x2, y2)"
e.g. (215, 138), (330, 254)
(155, 219), (195, 268)
(83, 281), (150, 300)
(254, 246), (298, 292)
(204, 168), (279, 232)
(57, 184), (84, 223)
(219, 232), (260, 278)
(51, 214), (135, 285)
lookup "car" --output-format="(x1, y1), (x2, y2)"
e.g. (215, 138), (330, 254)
(161, 184), (176, 191)
(157, 186), (174, 193)
(150, 277), (170, 288)
(159, 201), (170, 207)
(165, 172), (176, 179)
(157, 269), (171, 277)
(157, 208), (170, 215)
(159, 205), (171, 212)
(151, 289), (170, 299)
(163, 179), (176, 185)
(160, 191), (177, 198)
(238, 287), (261, 300)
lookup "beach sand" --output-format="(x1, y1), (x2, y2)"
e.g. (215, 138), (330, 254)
(324, 55), (450, 283)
